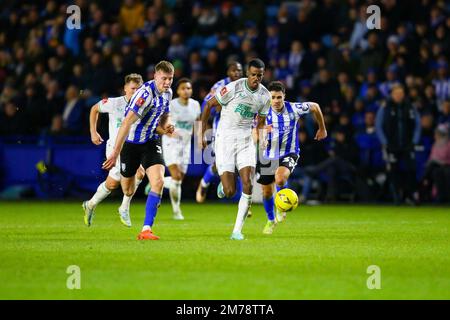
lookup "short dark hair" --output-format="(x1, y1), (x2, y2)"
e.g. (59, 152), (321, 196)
(247, 58), (265, 70)
(268, 81), (285, 94)
(175, 77), (191, 90)
(227, 61), (241, 70)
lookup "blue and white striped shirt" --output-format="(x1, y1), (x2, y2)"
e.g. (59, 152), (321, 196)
(265, 101), (312, 160)
(201, 77), (231, 134)
(125, 80), (172, 144)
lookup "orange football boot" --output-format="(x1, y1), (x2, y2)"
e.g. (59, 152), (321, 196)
(137, 230), (160, 240)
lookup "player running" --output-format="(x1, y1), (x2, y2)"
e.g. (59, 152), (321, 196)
(102, 61), (175, 240)
(196, 62), (243, 203)
(161, 78), (201, 220)
(200, 58), (271, 240)
(258, 81), (327, 234)
(83, 73), (145, 227)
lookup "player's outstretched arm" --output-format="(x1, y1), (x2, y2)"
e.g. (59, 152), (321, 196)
(310, 103), (327, 140)
(102, 111), (138, 170)
(89, 104), (104, 145)
(200, 96), (219, 149)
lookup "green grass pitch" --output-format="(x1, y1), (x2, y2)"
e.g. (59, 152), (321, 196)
(0, 201), (449, 299)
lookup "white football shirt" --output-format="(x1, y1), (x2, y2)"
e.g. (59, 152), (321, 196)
(170, 97), (201, 139)
(215, 78), (270, 135)
(97, 96), (129, 147)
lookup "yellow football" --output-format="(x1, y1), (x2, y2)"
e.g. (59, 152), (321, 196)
(275, 188), (299, 212)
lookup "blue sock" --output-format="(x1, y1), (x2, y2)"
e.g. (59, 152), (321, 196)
(276, 182), (288, 193)
(202, 165), (216, 186)
(263, 196), (275, 221)
(143, 191), (161, 227)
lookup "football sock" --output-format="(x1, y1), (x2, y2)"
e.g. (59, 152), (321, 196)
(119, 177), (142, 212)
(201, 164), (216, 187)
(170, 179), (182, 213)
(233, 193), (252, 233)
(276, 182), (288, 193)
(263, 196), (275, 221)
(88, 181), (111, 209)
(143, 191), (161, 229)
(164, 176), (173, 189)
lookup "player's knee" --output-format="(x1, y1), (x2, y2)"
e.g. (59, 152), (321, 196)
(123, 188), (134, 197)
(262, 188), (273, 199)
(172, 172), (183, 181)
(136, 167), (145, 180)
(243, 186), (253, 195)
(121, 183), (134, 197)
(242, 183), (253, 195)
(224, 186), (236, 198)
(275, 175), (287, 188)
(152, 177), (164, 191)
(105, 179), (119, 190)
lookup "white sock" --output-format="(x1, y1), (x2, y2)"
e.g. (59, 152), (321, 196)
(200, 179), (209, 188)
(164, 176), (173, 189)
(233, 193), (252, 234)
(170, 180), (182, 213)
(119, 177), (142, 212)
(142, 225), (151, 232)
(88, 182), (111, 209)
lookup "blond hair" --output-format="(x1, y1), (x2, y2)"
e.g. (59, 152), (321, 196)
(124, 73), (143, 85)
(155, 60), (174, 74)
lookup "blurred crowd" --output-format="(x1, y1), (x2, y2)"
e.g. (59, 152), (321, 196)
(0, 0), (449, 203)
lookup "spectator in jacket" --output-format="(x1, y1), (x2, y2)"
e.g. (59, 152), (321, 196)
(376, 84), (421, 204)
(61, 85), (85, 135)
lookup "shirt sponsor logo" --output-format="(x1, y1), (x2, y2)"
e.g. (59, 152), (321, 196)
(273, 124), (294, 131)
(234, 104), (255, 118)
(176, 121), (193, 130)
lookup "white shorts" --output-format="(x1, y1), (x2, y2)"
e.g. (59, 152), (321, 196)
(162, 135), (191, 173)
(214, 131), (256, 176)
(106, 143), (121, 181)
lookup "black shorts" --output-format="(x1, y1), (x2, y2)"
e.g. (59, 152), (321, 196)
(120, 138), (165, 178)
(256, 153), (299, 185)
